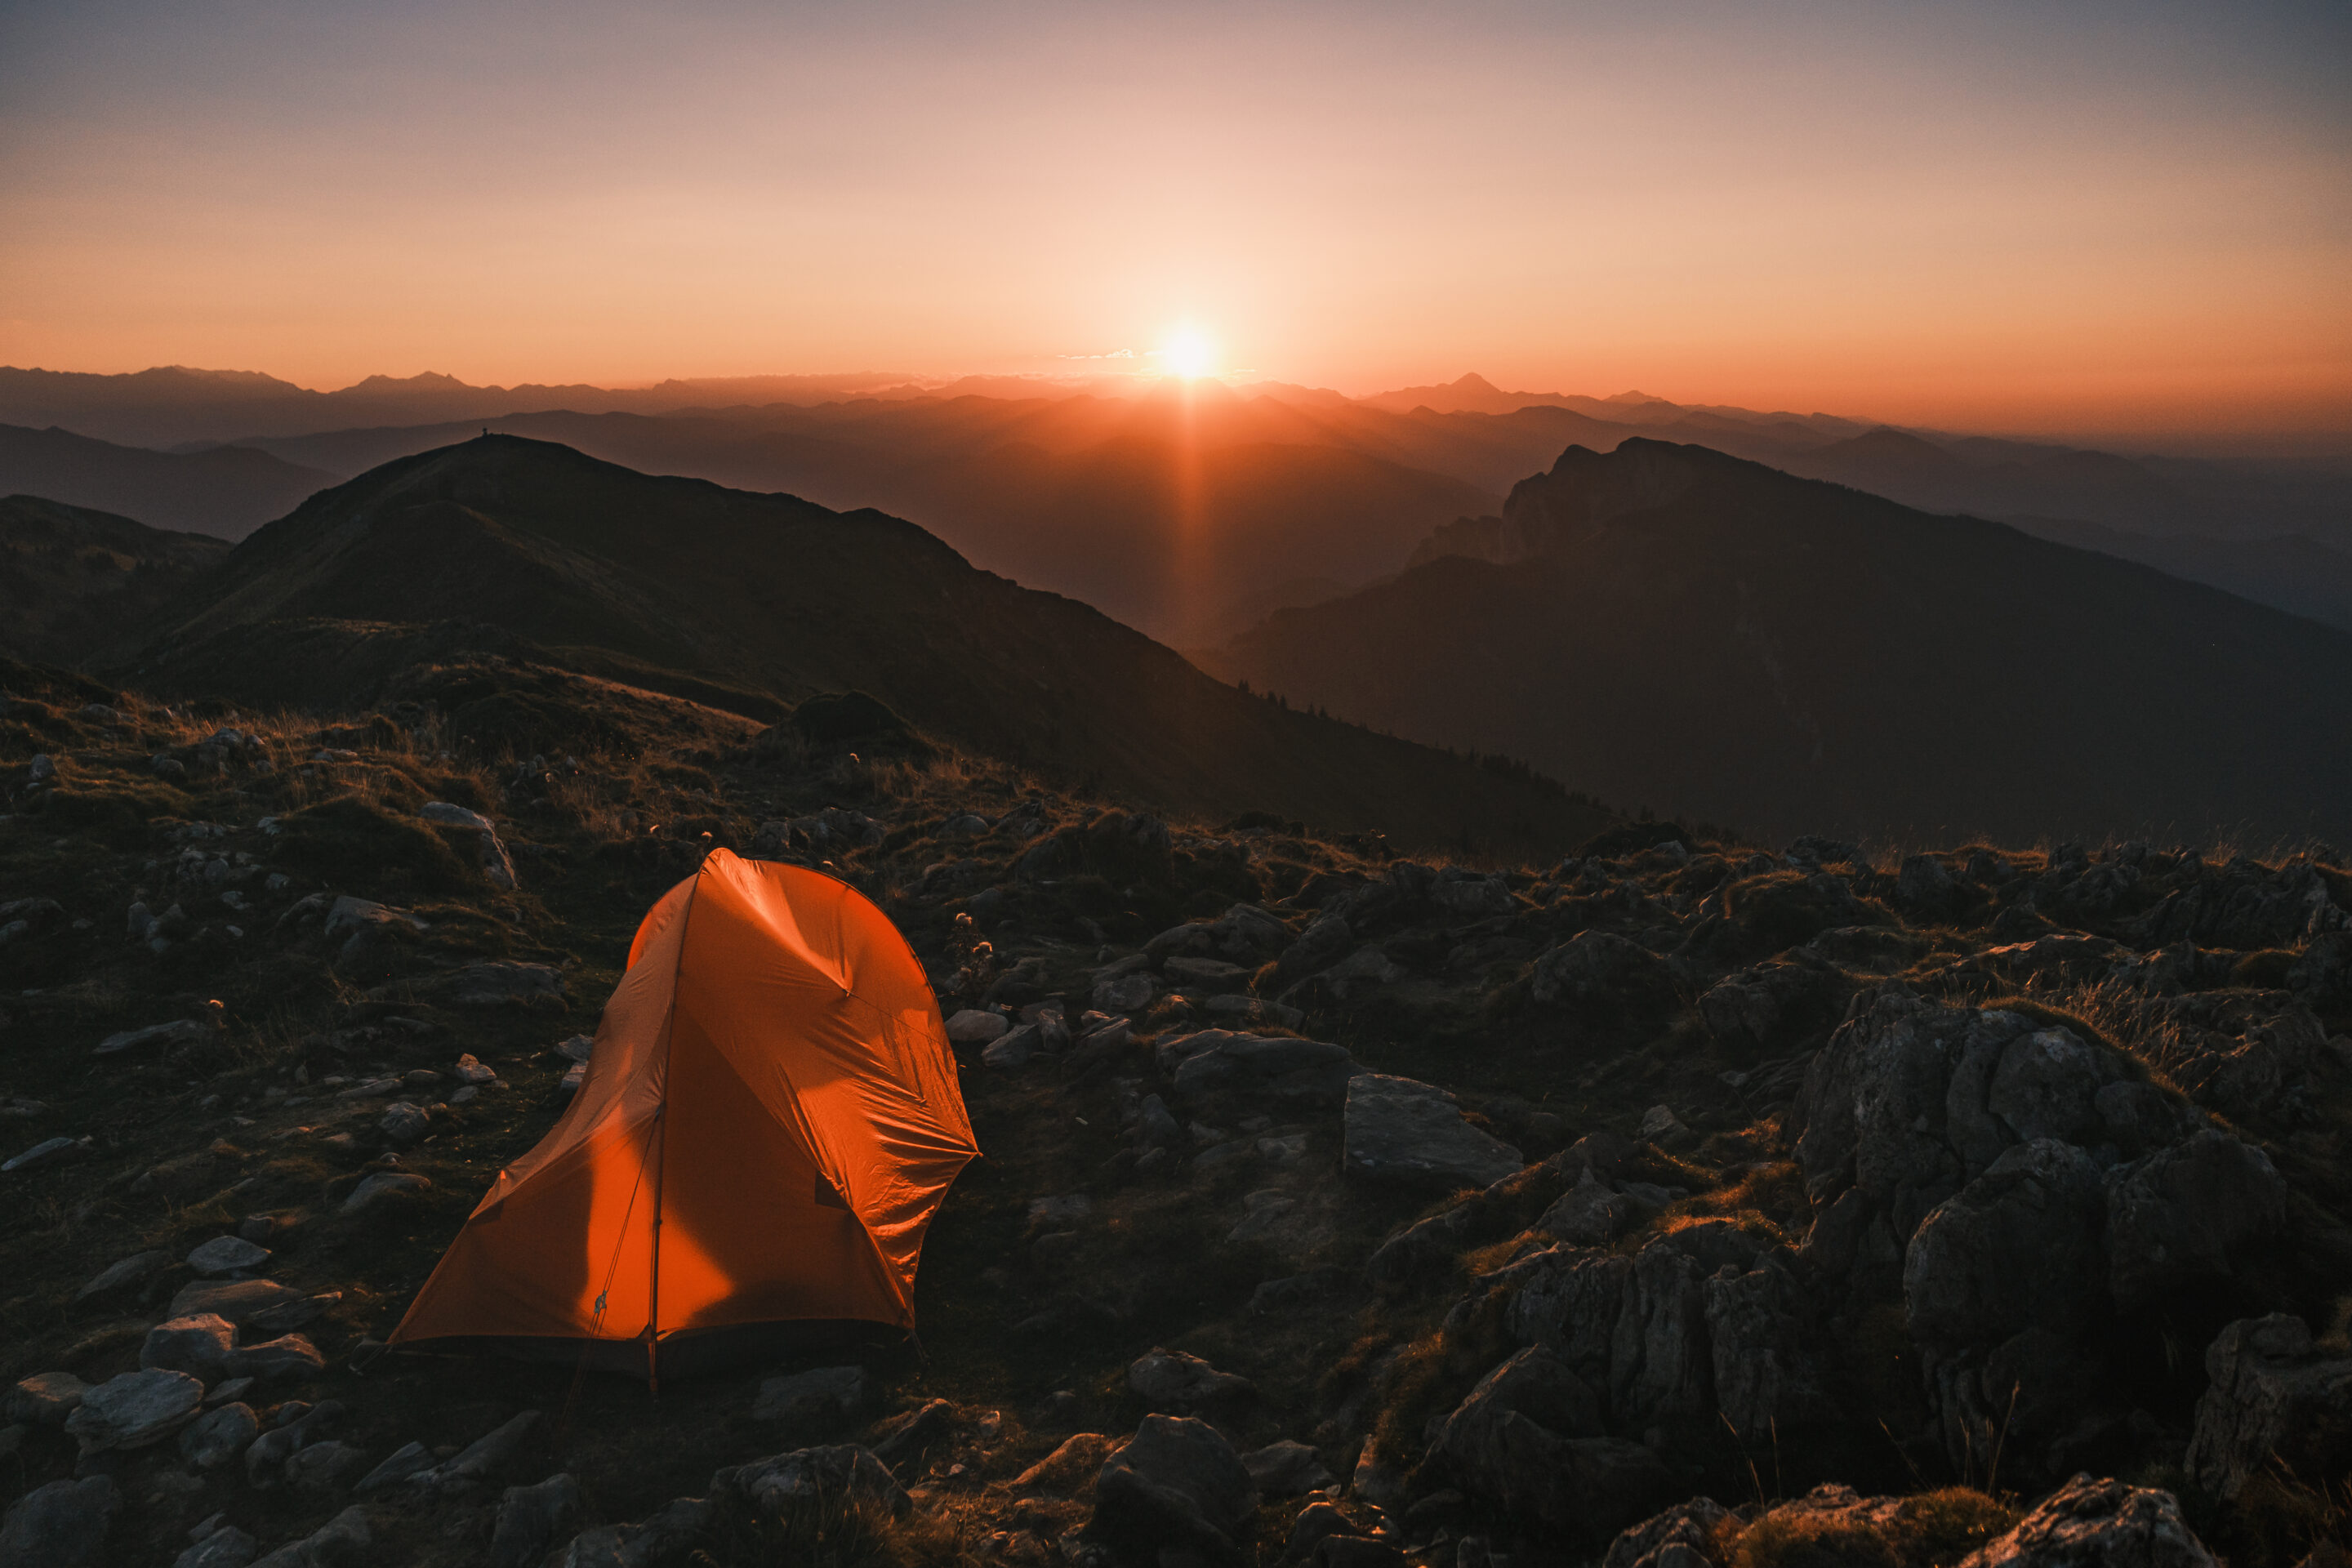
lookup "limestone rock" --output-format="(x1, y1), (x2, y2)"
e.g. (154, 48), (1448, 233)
(492, 1472), (583, 1568)
(1432, 1345), (1604, 1504)
(64, 1368), (203, 1454)
(945, 1009), (1009, 1043)
(2105, 1131), (2288, 1313)
(1904, 1140), (2108, 1351)
(1241, 1439), (1334, 1497)
(171, 1277), (303, 1324)
(180, 1403), (260, 1470)
(715, 1445), (908, 1521)
(174, 1525), (260, 1567)
(546, 1496), (714, 1568)
(188, 1234), (272, 1277)
(1603, 1497), (1733, 1568)
(1169, 1031), (1361, 1111)
(1956, 1474), (2215, 1568)
(283, 1438), (369, 1493)
(1343, 1073), (1523, 1191)
(1011, 1432), (1116, 1494)
(74, 1250), (167, 1301)
(6, 1370), (87, 1426)
(2185, 1315), (2352, 1501)
(1129, 1347), (1255, 1408)
(0, 1475), (118, 1567)
(751, 1365), (869, 1428)
(1089, 1414), (1258, 1559)
(247, 1503), (369, 1568)
(141, 1314), (238, 1381)
(341, 1169), (432, 1215)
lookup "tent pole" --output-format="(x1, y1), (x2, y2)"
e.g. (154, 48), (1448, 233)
(645, 1102), (666, 1397)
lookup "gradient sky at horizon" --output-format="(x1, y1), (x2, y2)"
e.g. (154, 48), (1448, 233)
(2, 0), (2346, 439)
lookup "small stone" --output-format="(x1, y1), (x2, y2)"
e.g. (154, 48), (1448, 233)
(1343, 1073), (1524, 1191)
(64, 1369), (204, 1454)
(92, 1019), (209, 1058)
(751, 1366), (869, 1427)
(1241, 1439), (1335, 1497)
(433, 1410), (543, 1494)
(1127, 1347), (1255, 1408)
(230, 1334), (325, 1382)
(170, 1278), (303, 1325)
(6, 1370), (88, 1426)
(0, 1474), (119, 1566)
(205, 1378), (255, 1407)
(283, 1439), (368, 1494)
(354, 1440), (435, 1493)
(378, 1102), (430, 1144)
(945, 1009), (1009, 1043)
(1012, 1432), (1116, 1493)
(491, 1472), (582, 1568)
(188, 1235), (272, 1277)
(3, 1134), (89, 1173)
(252, 1503), (368, 1566)
(452, 1054), (497, 1085)
(180, 1403), (260, 1470)
(140, 1314), (238, 1381)
(341, 1170), (432, 1215)
(173, 1524), (258, 1567)
(74, 1251), (167, 1301)
(982, 1025), (1037, 1069)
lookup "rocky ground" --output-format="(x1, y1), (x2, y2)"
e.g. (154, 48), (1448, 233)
(0, 651), (2348, 1568)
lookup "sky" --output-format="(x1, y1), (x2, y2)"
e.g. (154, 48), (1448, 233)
(2, 0), (2347, 441)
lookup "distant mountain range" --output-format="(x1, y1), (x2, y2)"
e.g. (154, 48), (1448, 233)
(1202, 439), (2352, 845)
(4, 363), (2346, 639)
(0, 365), (927, 448)
(0, 424), (334, 540)
(118, 435), (1614, 853)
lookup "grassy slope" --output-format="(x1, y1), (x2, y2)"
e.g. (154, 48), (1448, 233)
(140, 435), (1616, 858)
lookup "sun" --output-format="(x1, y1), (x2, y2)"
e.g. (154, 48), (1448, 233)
(1158, 324), (1216, 380)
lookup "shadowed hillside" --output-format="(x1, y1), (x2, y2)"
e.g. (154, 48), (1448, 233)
(0, 424), (335, 541)
(0, 495), (230, 666)
(1205, 439), (2352, 845)
(137, 434), (1614, 854)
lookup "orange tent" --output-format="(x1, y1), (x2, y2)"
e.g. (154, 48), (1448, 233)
(389, 849), (979, 1382)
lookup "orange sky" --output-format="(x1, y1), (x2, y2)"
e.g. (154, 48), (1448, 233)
(2, 1), (2346, 440)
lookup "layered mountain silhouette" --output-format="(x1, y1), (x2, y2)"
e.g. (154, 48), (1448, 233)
(1203, 439), (2352, 844)
(0, 496), (229, 666)
(0, 424), (335, 541)
(9, 365), (2347, 636)
(0, 366), (923, 448)
(131, 435), (1613, 850)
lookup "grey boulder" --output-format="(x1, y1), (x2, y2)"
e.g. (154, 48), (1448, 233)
(1343, 1073), (1523, 1191)
(492, 1472), (583, 1568)
(2185, 1314), (2352, 1502)
(1903, 1139), (2108, 1350)
(1089, 1414), (1258, 1559)
(64, 1368), (204, 1454)
(1956, 1474), (2216, 1568)
(1128, 1347), (1255, 1409)
(0, 1475), (118, 1568)
(751, 1365), (869, 1428)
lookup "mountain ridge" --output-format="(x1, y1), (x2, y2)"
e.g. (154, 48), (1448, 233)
(134, 434), (1615, 853)
(1207, 438), (2352, 844)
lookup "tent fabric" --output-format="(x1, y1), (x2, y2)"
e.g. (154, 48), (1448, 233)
(388, 849), (978, 1379)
